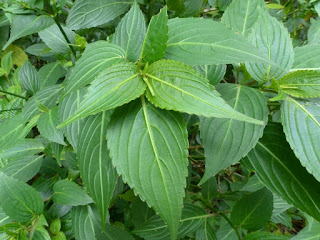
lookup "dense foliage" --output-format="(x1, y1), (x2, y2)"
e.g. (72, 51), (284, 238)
(0, 0), (320, 239)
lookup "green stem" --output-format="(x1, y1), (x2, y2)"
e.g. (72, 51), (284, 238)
(0, 90), (28, 100)
(198, 198), (242, 240)
(44, 0), (77, 59)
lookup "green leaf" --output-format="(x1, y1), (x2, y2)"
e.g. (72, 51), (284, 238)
(2, 155), (43, 182)
(230, 188), (273, 230)
(245, 7), (293, 83)
(62, 41), (126, 98)
(0, 172), (44, 222)
(0, 114), (26, 151)
(281, 97), (320, 181)
(133, 204), (207, 240)
(3, 15), (54, 50)
(291, 220), (320, 240)
(23, 85), (62, 121)
(247, 122), (320, 221)
(58, 62), (146, 128)
(19, 60), (40, 94)
(272, 194), (291, 217)
(243, 232), (289, 240)
(165, 18), (272, 65)
(145, 60), (264, 125)
(66, 0), (132, 30)
(201, 177), (218, 201)
(38, 106), (66, 145)
(308, 19), (320, 45)
(216, 222), (238, 240)
(38, 62), (67, 89)
(53, 180), (93, 206)
(199, 84), (268, 184)
(107, 98), (188, 240)
(140, 6), (168, 64)
(293, 45), (320, 69)
(96, 225), (135, 240)
(240, 175), (264, 193)
(112, 2), (146, 62)
(277, 70), (320, 98)
(167, 0), (185, 14)
(183, 0), (204, 17)
(59, 89), (86, 151)
(195, 219), (217, 240)
(1, 51), (12, 74)
(221, 0), (266, 36)
(72, 205), (96, 240)
(39, 24), (75, 54)
(0, 207), (12, 228)
(0, 139), (44, 159)
(77, 111), (118, 226)
(194, 64), (227, 86)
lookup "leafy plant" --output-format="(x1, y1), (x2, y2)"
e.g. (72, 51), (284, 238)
(0, 0), (320, 239)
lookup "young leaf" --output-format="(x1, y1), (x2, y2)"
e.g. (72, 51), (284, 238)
(278, 70), (320, 98)
(1, 51), (12, 74)
(199, 84), (268, 184)
(62, 41), (126, 98)
(2, 155), (43, 182)
(38, 62), (67, 89)
(145, 60), (264, 125)
(293, 45), (320, 69)
(133, 204), (207, 240)
(39, 24), (75, 54)
(245, 8), (293, 83)
(23, 85), (62, 121)
(230, 188), (273, 230)
(139, 6), (168, 64)
(53, 180), (93, 206)
(59, 89), (86, 151)
(66, 0), (132, 30)
(107, 98), (188, 240)
(77, 111), (118, 227)
(0, 139), (44, 159)
(3, 15), (54, 50)
(0, 172), (44, 222)
(247, 122), (320, 221)
(281, 97), (320, 181)
(19, 60), (40, 94)
(37, 106), (66, 145)
(58, 62), (146, 128)
(72, 206), (96, 240)
(165, 18), (272, 65)
(194, 64), (227, 86)
(221, 0), (266, 36)
(113, 2), (146, 62)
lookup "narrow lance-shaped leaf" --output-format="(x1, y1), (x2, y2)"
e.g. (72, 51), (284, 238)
(62, 41), (126, 98)
(0, 172), (44, 222)
(58, 62), (146, 128)
(277, 70), (320, 98)
(230, 188), (273, 230)
(281, 97), (320, 181)
(66, 0), (132, 30)
(113, 2), (146, 62)
(245, 7), (293, 83)
(38, 106), (66, 145)
(247, 122), (320, 221)
(199, 84), (268, 184)
(221, 0), (266, 36)
(165, 18), (273, 66)
(59, 89), (86, 152)
(145, 60), (264, 125)
(139, 6), (168, 64)
(77, 111), (118, 227)
(133, 204), (207, 240)
(107, 98), (189, 240)
(53, 180), (93, 206)
(3, 15), (54, 50)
